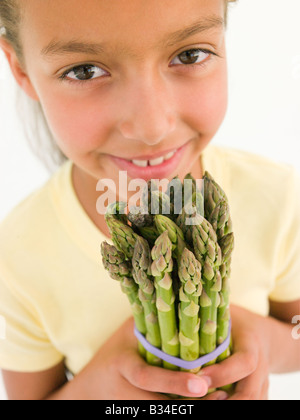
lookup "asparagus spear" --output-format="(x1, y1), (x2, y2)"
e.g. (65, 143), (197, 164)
(217, 233), (235, 362)
(204, 173), (234, 359)
(203, 172), (233, 235)
(176, 191), (204, 247)
(184, 173), (198, 194)
(165, 173), (199, 219)
(132, 236), (162, 366)
(105, 202), (128, 225)
(208, 199), (232, 240)
(203, 172), (228, 213)
(138, 225), (160, 247)
(105, 216), (138, 261)
(128, 206), (154, 229)
(183, 173), (202, 208)
(142, 180), (159, 212)
(192, 218), (222, 365)
(166, 176), (183, 217)
(151, 231), (180, 370)
(151, 190), (174, 220)
(154, 215), (187, 261)
(178, 248), (203, 372)
(101, 242), (147, 357)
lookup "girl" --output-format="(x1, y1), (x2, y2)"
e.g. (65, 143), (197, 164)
(0, 0), (299, 400)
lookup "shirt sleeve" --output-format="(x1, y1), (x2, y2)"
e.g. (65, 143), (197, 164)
(269, 168), (300, 302)
(0, 275), (64, 373)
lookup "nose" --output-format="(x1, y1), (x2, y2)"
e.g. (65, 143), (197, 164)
(118, 72), (176, 145)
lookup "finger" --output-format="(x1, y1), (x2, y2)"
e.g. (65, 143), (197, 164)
(201, 391), (229, 401)
(227, 352), (270, 401)
(170, 390), (229, 401)
(198, 332), (258, 389)
(198, 352), (257, 390)
(117, 376), (169, 401)
(227, 367), (267, 401)
(119, 350), (210, 398)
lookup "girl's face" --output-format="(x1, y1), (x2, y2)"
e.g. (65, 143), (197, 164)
(19, 0), (228, 185)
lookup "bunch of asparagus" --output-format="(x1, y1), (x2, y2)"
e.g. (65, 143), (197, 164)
(101, 172), (234, 372)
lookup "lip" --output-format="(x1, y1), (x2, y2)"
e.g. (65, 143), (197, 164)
(122, 146), (182, 162)
(110, 143), (188, 180)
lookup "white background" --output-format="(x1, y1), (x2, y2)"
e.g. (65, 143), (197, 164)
(0, 0), (300, 400)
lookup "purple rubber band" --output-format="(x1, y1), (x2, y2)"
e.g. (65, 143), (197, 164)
(134, 321), (232, 370)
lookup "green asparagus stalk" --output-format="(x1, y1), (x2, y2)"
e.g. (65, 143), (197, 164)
(192, 218), (222, 365)
(176, 191), (204, 247)
(217, 233), (234, 362)
(142, 180), (159, 212)
(166, 176), (183, 217)
(128, 206), (154, 229)
(105, 216), (138, 261)
(203, 171), (228, 213)
(105, 202), (128, 225)
(184, 173), (198, 195)
(151, 190), (174, 220)
(138, 225), (160, 247)
(203, 172), (233, 235)
(208, 199), (232, 240)
(183, 173), (203, 210)
(154, 215), (187, 261)
(203, 173), (235, 361)
(151, 231), (180, 370)
(132, 236), (162, 366)
(165, 173), (199, 219)
(178, 248), (202, 372)
(101, 242), (147, 357)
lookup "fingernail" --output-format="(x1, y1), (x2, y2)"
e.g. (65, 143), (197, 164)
(187, 378), (207, 395)
(199, 375), (212, 388)
(217, 391), (229, 400)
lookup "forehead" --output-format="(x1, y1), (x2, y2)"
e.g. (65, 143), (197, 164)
(21, 0), (225, 55)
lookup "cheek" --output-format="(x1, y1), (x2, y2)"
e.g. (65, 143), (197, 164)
(38, 90), (114, 158)
(179, 66), (228, 134)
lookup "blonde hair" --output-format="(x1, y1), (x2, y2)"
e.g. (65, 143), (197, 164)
(0, 0), (237, 171)
(0, 0), (22, 63)
(0, 0), (67, 171)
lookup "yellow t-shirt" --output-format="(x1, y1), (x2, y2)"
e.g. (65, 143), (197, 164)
(0, 145), (299, 374)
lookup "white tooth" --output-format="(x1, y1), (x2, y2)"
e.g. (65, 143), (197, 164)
(164, 151), (176, 161)
(132, 159), (148, 167)
(149, 156), (165, 167)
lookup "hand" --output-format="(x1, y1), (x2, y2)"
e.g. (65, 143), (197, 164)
(198, 305), (271, 400)
(79, 317), (214, 400)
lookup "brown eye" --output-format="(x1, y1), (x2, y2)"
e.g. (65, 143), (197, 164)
(171, 49), (209, 66)
(72, 65), (97, 80)
(62, 64), (108, 82)
(179, 50), (201, 65)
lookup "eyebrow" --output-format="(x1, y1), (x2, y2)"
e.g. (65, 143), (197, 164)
(41, 15), (224, 58)
(162, 15), (225, 47)
(41, 40), (105, 57)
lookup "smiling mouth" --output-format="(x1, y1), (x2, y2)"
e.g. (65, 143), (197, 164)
(130, 150), (177, 168)
(109, 142), (189, 180)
